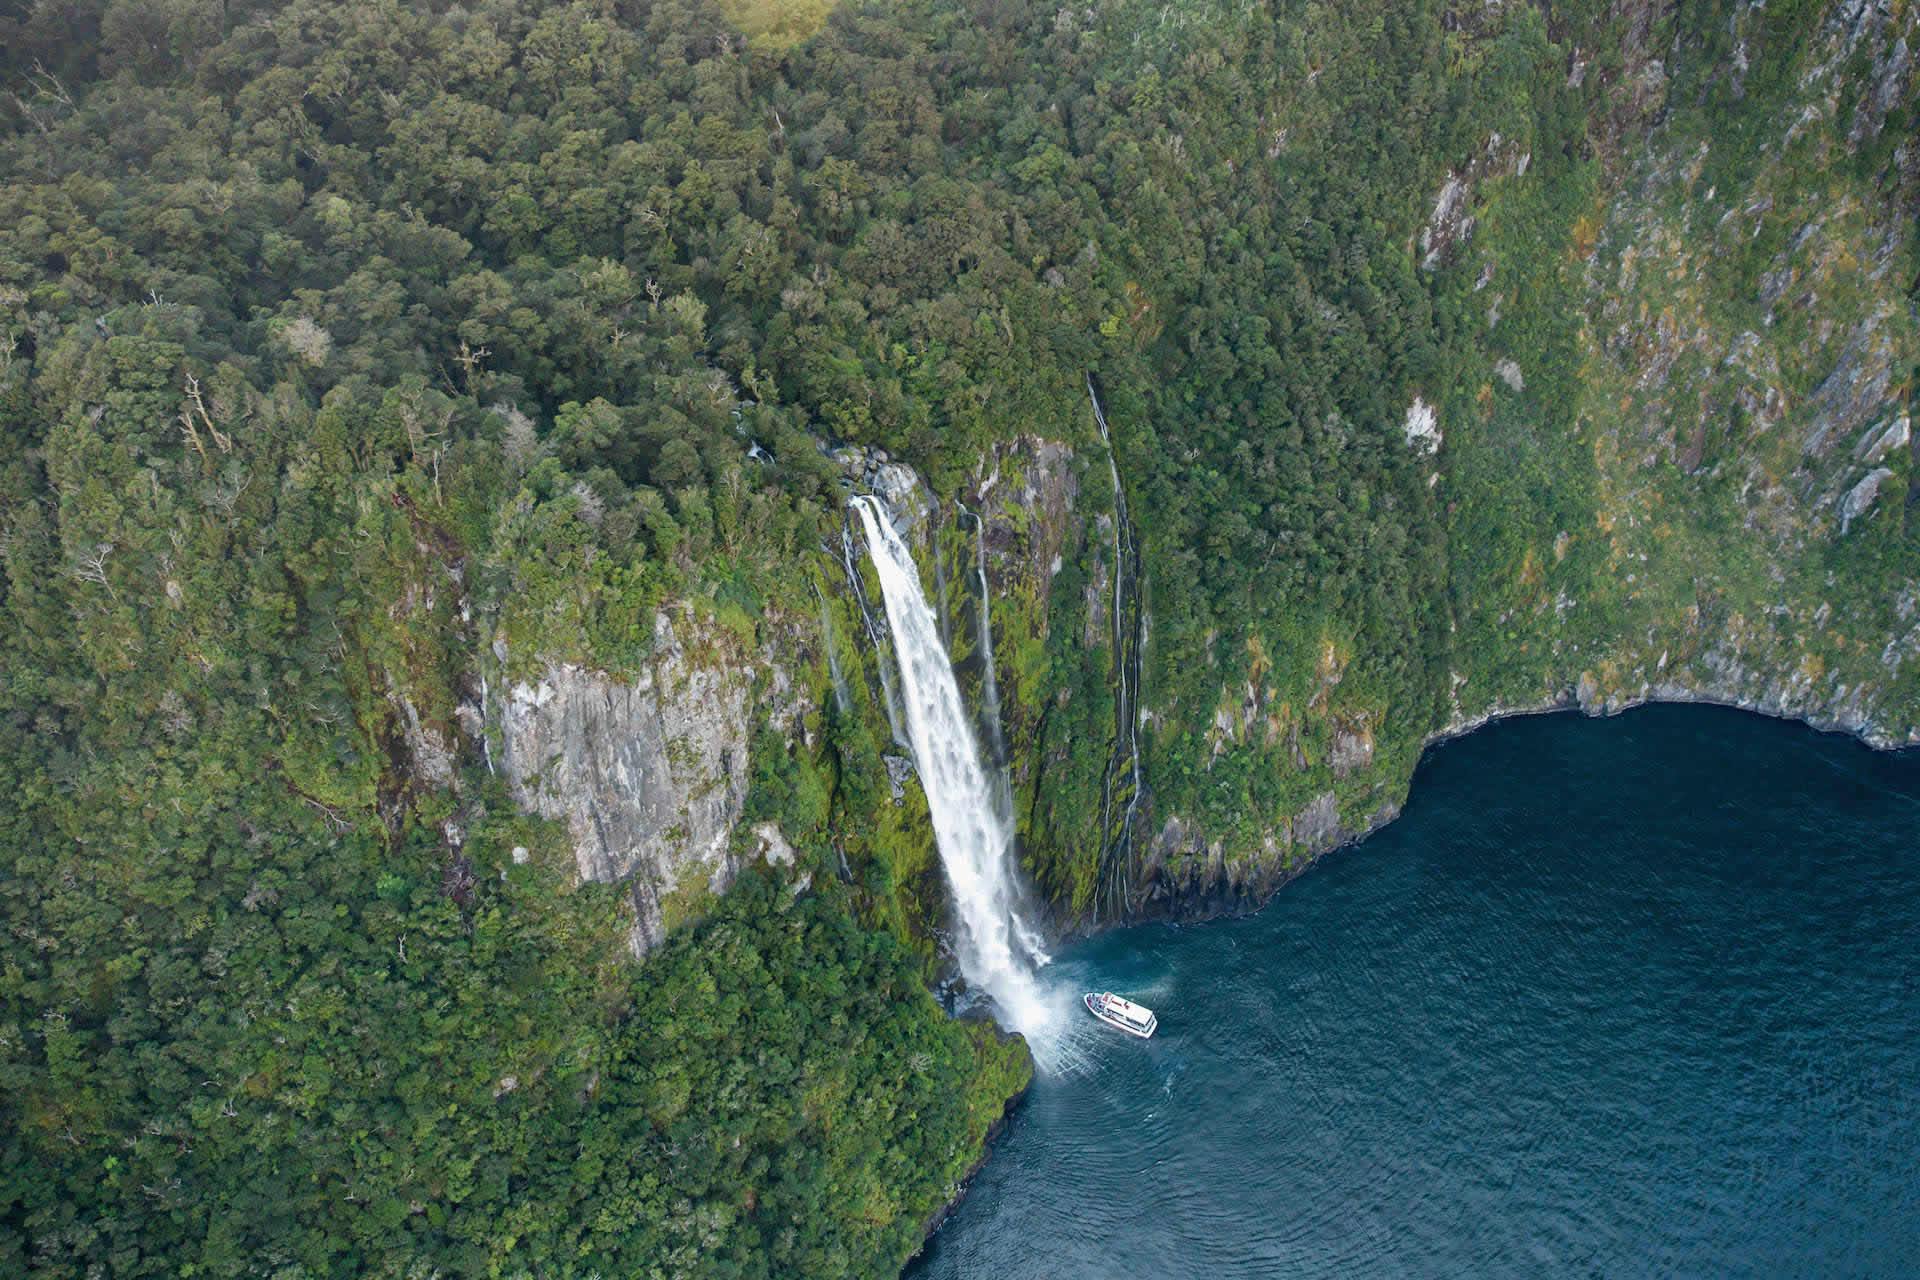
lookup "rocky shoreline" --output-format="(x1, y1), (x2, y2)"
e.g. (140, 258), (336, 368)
(911, 1059), (1032, 1261)
(1067, 683), (1917, 938)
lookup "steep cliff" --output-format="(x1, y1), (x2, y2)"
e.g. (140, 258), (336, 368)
(496, 608), (800, 952)
(329, 1), (1917, 958)
(1073, 0), (1920, 921)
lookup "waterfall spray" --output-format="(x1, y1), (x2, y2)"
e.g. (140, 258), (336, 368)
(851, 496), (1065, 1053)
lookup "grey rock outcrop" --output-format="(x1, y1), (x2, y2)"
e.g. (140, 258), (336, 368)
(397, 694), (456, 789)
(833, 445), (933, 539)
(754, 822), (796, 868)
(884, 754), (916, 805)
(1839, 466), (1894, 533)
(1855, 414), (1909, 465)
(1289, 791), (1342, 853)
(1128, 786), (1395, 923)
(1328, 720), (1375, 777)
(499, 612), (759, 955)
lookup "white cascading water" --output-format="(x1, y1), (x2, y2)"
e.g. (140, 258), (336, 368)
(852, 497), (1070, 1057)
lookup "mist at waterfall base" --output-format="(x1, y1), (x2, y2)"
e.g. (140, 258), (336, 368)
(911, 705), (1920, 1278)
(852, 498), (1092, 1069)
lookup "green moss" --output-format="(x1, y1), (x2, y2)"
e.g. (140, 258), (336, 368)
(657, 872), (717, 934)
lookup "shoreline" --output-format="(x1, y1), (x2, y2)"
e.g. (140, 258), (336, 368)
(911, 1072), (1030, 1264)
(913, 689), (1916, 1266)
(1094, 682), (1918, 934)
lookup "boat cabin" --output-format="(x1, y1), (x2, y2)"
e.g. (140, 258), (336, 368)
(1084, 991), (1158, 1038)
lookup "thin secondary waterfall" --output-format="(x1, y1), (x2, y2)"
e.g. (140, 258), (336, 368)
(851, 497), (1058, 1045)
(814, 585), (853, 716)
(931, 523), (953, 652)
(956, 501), (1007, 767)
(840, 522), (910, 749)
(1088, 374), (1146, 922)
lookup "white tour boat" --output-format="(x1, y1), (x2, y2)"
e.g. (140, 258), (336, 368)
(1084, 991), (1157, 1039)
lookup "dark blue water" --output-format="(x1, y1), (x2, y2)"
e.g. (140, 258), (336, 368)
(912, 706), (1920, 1278)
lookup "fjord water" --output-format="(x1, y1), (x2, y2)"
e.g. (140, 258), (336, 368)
(912, 706), (1920, 1278)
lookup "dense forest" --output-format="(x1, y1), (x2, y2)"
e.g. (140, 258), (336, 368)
(1, 0), (1914, 1275)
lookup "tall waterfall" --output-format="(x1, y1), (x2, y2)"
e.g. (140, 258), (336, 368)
(851, 497), (1059, 1046)
(840, 522), (909, 749)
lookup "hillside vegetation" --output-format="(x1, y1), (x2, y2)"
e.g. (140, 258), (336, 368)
(0, 0), (1913, 1275)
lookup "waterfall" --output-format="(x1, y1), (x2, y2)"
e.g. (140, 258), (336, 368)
(1088, 373), (1146, 922)
(815, 585), (853, 716)
(956, 501), (1007, 767)
(851, 497), (1059, 1046)
(478, 672), (495, 775)
(840, 522), (910, 749)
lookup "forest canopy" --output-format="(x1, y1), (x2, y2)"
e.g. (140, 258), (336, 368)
(2, 0), (1914, 1274)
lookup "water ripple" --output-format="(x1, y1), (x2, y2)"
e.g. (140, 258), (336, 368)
(913, 707), (1920, 1279)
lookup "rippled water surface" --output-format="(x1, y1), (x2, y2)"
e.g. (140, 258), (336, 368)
(910, 707), (1920, 1278)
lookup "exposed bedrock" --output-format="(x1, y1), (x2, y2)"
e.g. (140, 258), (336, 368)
(497, 608), (805, 953)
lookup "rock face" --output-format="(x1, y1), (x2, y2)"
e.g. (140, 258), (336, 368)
(964, 434), (1116, 898)
(1568, 651), (1916, 750)
(1403, 396), (1441, 452)
(972, 437), (1080, 580)
(1290, 792), (1342, 850)
(1857, 414), (1909, 466)
(833, 444), (934, 545)
(1130, 789), (1402, 921)
(1328, 719), (1375, 776)
(1838, 467), (1895, 534)
(1417, 132), (1530, 269)
(499, 611), (761, 954)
